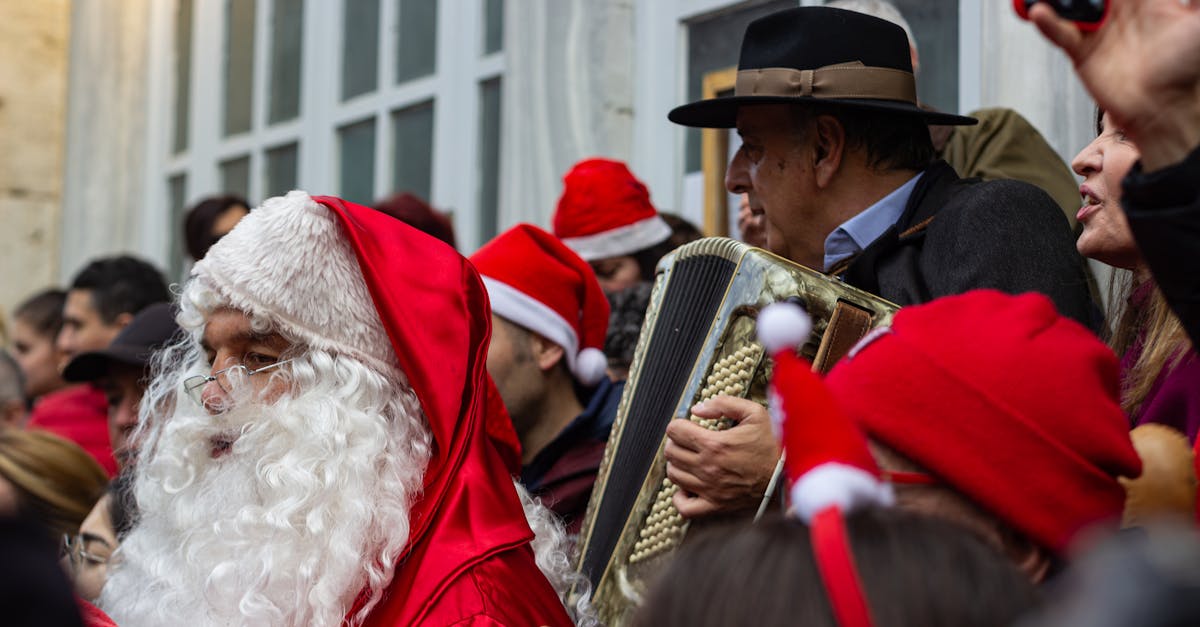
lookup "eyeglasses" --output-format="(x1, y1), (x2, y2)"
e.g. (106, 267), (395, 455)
(183, 358), (294, 406)
(62, 533), (112, 569)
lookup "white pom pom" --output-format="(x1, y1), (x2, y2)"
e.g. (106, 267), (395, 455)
(787, 463), (895, 522)
(757, 302), (812, 354)
(574, 347), (608, 386)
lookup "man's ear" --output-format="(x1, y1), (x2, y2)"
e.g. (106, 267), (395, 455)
(529, 332), (566, 373)
(997, 523), (1053, 584)
(112, 311), (135, 330)
(812, 114), (846, 189)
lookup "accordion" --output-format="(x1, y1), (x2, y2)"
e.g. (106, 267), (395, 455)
(573, 238), (898, 624)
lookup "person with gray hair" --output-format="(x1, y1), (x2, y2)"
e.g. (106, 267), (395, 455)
(0, 351), (26, 429)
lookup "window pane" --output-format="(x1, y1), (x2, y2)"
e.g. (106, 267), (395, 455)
(893, 0), (958, 114)
(478, 79), (501, 242)
(268, 0), (304, 123)
(223, 0), (257, 136)
(265, 142), (299, 197)
(168, 174), (188, 279)
(220, 155), (252, 200)
(339, 118), (377, 205)
(390, 100), (434, 203)
(483, 0), (503, 55)
(173, 0), (194, 153)
(342, 0), (380, 100)
(395, 0), (437, 83)
(683, 0), (792, 172)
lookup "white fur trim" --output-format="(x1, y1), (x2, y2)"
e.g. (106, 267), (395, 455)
(757, 302), (813, 354)
(484, 276), (583, 370)
(560, 216), (672, 261)
(192, 191), (399, 378)
(787, 463), (895, 522)
(575, 348), (608, 386)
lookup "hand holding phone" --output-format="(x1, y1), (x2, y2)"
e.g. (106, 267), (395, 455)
(1014, 0), (1108, 31)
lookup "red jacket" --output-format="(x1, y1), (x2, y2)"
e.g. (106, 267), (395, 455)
(26, 385), (117, 476)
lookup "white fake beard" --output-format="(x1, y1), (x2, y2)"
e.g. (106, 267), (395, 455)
(100, 355), (429, 627)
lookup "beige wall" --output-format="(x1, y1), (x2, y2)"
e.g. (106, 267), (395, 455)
(0, 0), (71, 330)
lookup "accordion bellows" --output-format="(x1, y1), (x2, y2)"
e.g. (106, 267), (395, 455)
(573, 238), (898, 625)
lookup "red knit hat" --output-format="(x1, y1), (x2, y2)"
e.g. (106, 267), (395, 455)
(825, 290), (1143, 555)
(552, 158), (672, 261)
(470, 223), (610, 386)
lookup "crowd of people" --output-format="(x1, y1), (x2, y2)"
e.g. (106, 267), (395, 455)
(1, 0), (1198, 625)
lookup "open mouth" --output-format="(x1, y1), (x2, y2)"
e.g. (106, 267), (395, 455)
(210, 432), (238, 458)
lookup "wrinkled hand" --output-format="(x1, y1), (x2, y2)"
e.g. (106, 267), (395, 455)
(664, 395), (781, 519)
(1030, 0), (1200, 169)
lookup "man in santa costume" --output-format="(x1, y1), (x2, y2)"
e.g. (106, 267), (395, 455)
(98, 192), (571, 626)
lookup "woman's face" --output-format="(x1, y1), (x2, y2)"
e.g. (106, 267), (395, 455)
(10, 318), (66, 399)
(1070, 113), (1143, 269)
(590, 256), (641, 293)
(69, 494), (118, 602)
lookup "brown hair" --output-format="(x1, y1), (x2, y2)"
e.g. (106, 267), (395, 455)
(634, 509), (1037, 627)
(1109, 274), (1192, 418)
(0, 430), (108, 541)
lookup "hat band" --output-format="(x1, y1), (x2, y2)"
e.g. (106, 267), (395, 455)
(735, 62), (917, 104)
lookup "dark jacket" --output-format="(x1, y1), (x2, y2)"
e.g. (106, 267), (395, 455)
(843, 161), (1097, 329)
(1122, 144), (1200, 348)
(522, 378), (624, 534)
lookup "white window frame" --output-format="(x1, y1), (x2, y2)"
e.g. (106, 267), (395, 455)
(142, 0), (505, 270)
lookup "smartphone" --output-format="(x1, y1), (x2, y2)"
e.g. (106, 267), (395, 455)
(1014, 0), (1108, 30)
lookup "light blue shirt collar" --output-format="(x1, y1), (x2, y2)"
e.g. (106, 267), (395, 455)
(823, 172), (924, 272)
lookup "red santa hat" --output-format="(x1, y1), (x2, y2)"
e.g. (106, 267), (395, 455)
(552, 157), (672, 261)
(825, 289), (1143, 555)
(757, 301), (892, 627)
(192, 191), (542, 623)
(470, 223), (610, 386)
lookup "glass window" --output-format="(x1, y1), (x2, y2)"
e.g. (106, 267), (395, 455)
(683, 0), (793, 173)
(483, 0), (503, 55)
(268, 0), (304, 124)
(390, 100), (435, 203)
(173, 0), (194, 154)
(167, 174), (188, 279)
(893, 0), (958, 114)
(342, 0), (380, 100)
(265, 142), (299, 197)
(219, 155), (252, 200)
(339, 118), (377, 205)
(223, 0), (257, 136)
(477, 79), (501, 242)
(395, 0), (437, 83)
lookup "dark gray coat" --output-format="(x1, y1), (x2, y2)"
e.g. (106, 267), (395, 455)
(842, 160), (1098, 329)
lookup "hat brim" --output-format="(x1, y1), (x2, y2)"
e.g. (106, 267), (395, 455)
(62, 346), (147, 383)
(668, 95), (977, 129)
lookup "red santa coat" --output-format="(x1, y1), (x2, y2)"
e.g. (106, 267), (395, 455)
(321, 198), (571, 626)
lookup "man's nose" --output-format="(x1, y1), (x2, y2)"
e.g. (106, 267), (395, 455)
(725, 146), (751, 194)
(199, 377), (230, 414)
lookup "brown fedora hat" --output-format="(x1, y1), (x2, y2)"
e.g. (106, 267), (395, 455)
(668, 7), (977, 128)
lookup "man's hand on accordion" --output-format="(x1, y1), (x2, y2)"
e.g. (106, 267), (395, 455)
(664, 395), (782, 518)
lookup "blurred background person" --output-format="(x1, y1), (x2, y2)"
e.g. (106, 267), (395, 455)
(373, 192), (458, 250)
(182, 194), (250, 262)
(0, 429), (107, 544)
(635, 510), (1037, 627)
(10, 289), (70, 407)
(1073, 110), (1199, 443)
(0, 351), (26, 429)
(553, 158), (676, 294)
(32, 256), (169, 477)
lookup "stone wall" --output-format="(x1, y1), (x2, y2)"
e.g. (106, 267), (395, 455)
(0, 1), (71, 328)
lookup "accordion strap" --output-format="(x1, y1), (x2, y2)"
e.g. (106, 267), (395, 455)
(813, 300), (875, 375)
